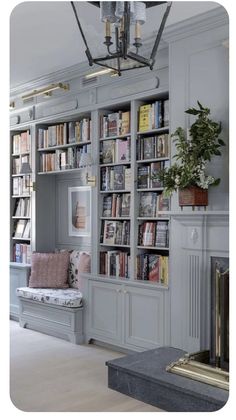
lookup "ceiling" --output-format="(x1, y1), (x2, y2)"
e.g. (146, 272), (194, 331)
(10, 1), (220, 88)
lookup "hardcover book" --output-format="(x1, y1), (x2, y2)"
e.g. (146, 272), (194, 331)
(103, 195), (113, 217)
(14, 219), (26, 238)
(139, 104), (152, 132)
(148, 254), (160, 282)
(114, 165), (125, 190)
(116, 138), (130, 163)
(121, 193), (131, 217)
(121, 111), (130, 135)
(137, 165), (150, 189)
(103, 221), (116, 245)
(139, 192), (157, 217)
(150, 162), (162, 188)
(143, 136), (154, 160)
(155, 221), (169, 247)
(163, 99), (169, 127)
(101, 140), (115, 164)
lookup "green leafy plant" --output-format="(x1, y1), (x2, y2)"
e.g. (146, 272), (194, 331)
(158, 101), (225, 197)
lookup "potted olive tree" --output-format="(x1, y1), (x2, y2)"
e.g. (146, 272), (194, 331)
(158, 101), (225, 206)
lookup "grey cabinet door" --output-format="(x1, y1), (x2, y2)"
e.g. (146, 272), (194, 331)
(88, 281), (122, 343)
(10, 267), (29, 318)
(123, 286), (165, 349)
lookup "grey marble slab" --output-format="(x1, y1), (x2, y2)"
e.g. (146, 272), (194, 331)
(106, 347), (229, 412)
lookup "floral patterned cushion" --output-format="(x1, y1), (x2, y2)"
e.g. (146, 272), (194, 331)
(68, 251), (91, 288)
(16, 287), (83, 308)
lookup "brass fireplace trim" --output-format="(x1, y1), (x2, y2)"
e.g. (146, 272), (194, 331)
(166, 351), (229, 391)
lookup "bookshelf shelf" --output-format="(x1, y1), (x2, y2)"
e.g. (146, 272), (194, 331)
(100, 243), (130, 248)
(12, 173), (30, 177)
(37, 141), (91, 152)
(10, 262), (31, 268)
(12, 152), (30, 157)
(12, 237), (31, 241)
(100, 162), (131, 167)
(137, 127), (169, 135)
(100, 190), (131, 194)
(100, 217), (131, 220)
(38, 168), (83, 175)
(12, 216), (30, 220)
(137, 217), (170, 221)
(136, 157), (169, 164)
(137, 188), (164, 192)
(12, 195), (31, 198)
(137, 246), (169, 251)
(100, 133), (131, 142)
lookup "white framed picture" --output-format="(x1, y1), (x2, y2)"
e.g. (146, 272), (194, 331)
(68, 186), (91, 237)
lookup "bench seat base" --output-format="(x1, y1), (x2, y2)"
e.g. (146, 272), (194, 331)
(18, 297), (84, 344)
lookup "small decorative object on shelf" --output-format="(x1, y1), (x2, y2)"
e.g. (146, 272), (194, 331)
(157, 101), (225, 208)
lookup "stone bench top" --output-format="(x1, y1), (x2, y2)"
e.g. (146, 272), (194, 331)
(16, 287), (83, 308)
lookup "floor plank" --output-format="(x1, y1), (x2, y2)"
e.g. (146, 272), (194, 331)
(10, 321), (162, 412)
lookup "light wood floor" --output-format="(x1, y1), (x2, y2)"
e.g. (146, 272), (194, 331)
(10, 321), (162, 412)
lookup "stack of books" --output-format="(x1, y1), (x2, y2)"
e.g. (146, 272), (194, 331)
(136, 253), (168, 284)
(138, 221), (169, 248)
(100, 110), (130, 138)
(100, 251), (130, 278)
(138, 99), (169, 132)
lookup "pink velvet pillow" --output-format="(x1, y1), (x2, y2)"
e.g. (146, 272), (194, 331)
(29, 252), (70, 288)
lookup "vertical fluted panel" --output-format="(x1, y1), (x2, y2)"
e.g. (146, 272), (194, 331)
(189, 255), (200, 338)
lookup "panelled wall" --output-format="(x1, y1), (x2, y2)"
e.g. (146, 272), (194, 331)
(10, 7), (229, 352)
(166, 8), (229, 351)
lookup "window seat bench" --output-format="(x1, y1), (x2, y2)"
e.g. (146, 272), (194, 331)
(16, 287), (84, 344)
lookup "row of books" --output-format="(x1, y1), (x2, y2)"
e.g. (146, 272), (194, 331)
(37, 119), (91, 149)
(139, 192), (169, 217)
(12, 176), (31, 196)
(102, 193), (130, 217)
(13, 243), (31, 264)
(137, 133), (169, 160)
(136, 253), (168, 284)
(100, 110), (130, 138)
(39, 145), (91, 172)
(101, 220), (130, 246)
(100, 251), (130, 278)
(12, 130), (31, 155)
(138, 221), (169, 248)
(138, 99), (169, 132)
(137, 161), (169, 189)
(14, 219), (31, 239)
(101, 165), (131, 191)
(13, 198), (31, 218)
(100, 137), (131, 164)
(12, 154), (30, 175)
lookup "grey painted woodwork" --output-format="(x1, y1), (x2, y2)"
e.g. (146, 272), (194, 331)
(170, 214), (229, 353)
(10, 265), (30, 320)
(81, 276), (168, 352)
(18, 297), (84, 344)
(9, 9), (229, 352)
(167, 15), (229, 352)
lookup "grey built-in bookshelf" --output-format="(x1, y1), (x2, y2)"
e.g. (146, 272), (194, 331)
(10, 6), (229, 351)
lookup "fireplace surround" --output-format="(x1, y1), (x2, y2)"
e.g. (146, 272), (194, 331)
(166, 256), (229, 390)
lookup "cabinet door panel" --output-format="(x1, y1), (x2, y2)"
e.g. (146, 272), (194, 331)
(124, 286), (165, 349)
(88, 281), (122, 343)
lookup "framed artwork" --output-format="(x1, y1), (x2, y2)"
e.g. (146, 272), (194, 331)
(68, 186), (91, 237)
